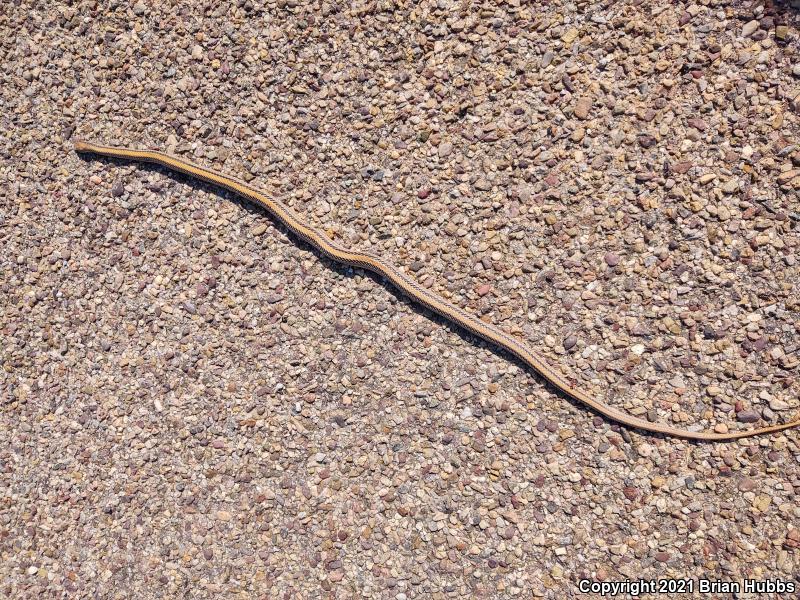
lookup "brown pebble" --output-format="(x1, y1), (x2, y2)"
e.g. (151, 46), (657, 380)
(622, 486), (639, 501)
(737, 410), (761, 424)
(738, 478), (757, 492)
(687, 118), (707, 131)
(574, 97), (593, 120)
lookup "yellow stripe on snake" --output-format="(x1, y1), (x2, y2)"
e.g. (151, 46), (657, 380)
(74, 140), (800, 441)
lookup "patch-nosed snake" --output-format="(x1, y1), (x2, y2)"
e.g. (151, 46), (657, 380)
(74, 140), (800, 441)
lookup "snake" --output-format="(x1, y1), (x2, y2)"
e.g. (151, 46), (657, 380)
(73, 140), (800, 441)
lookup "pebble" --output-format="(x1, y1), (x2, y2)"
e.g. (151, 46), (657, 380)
(737, 410), (761, 424)
(741, 20), (759, 38)
(622, 486), (639, 500)
(574, 97), (593, 120)
(776, 169), (800, 184)
(687, 118), (707, 131)
(769, 398), (791, 411)
(561, 28), (579, 44)
(698, 173), (717, 185)
(721, 179), (739, 194)
(738, 478), (757, 492)
(638, 134), (656, 148)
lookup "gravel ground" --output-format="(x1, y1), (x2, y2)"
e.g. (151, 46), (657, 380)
(3, 0), (800, 597)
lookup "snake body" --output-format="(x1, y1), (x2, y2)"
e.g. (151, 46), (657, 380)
(74, 140), (800, 441)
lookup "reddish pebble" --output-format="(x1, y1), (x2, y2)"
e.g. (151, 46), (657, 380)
(687, 118), (707, 131)
(738, 477), (756, 492)
(623, 486), (639, 500)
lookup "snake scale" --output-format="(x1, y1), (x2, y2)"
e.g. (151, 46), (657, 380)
(74, 140), (800, 441)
